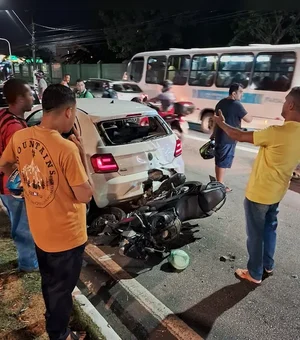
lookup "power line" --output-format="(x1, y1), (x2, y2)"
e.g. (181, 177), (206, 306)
(34, 23), (92, 32)
(11, 10), (32, 37)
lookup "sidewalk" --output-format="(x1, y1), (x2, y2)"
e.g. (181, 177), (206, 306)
(0, 207), (105, 340)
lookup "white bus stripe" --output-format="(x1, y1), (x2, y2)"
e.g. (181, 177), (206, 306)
(184, 134), (259, 154)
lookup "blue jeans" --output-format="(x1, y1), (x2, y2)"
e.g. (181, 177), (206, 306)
(0, 195), (38, 271)
(244, 198), (279, 281)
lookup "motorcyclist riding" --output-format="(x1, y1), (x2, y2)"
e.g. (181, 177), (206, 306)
(153, 80), (176, 118)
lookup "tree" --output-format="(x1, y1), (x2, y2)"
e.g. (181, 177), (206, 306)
(231, 11), (300, 45)
(60, 45), (93, 64)
(99, 10), (190, 59)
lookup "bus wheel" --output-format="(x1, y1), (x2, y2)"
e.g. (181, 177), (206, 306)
(200, 112), (214, 134)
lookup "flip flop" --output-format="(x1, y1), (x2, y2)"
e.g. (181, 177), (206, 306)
(226, 187), (232, 193)
(235, 268), (262, 285)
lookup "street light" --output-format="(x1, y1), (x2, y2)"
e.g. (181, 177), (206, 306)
(0, 37), (14, 76)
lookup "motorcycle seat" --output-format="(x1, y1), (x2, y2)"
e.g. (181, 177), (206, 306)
(198, 186), (226, 212)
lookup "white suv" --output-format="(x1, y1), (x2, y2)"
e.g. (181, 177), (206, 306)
(25, 98), (184, 209)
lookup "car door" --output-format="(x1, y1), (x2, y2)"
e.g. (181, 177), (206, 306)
(26, 109), (81, 138)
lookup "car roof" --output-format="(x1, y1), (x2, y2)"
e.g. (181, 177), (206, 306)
(87, 78), (112, 82)
(87, 78), (140, 86)
(77, 98), (156, 121)
(26, 99), (158, 122)
(110, 81), (141, 86)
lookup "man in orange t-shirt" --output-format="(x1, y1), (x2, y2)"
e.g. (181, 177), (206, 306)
(0, 84), (92, 340)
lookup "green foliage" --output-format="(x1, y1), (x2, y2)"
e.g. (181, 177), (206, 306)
(231, 11), (300, 45)
(99, 10), (188, 59)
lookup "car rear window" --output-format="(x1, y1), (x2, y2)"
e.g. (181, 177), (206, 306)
(97, 115), (170, 145)
(112, 83), (142, 93)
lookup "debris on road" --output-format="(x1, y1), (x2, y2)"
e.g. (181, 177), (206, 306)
(220, 254), (236, 262)
(291, 274), (298, 279)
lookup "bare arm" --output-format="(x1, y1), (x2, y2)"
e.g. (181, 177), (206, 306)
(67, 126), (93, 204)
(242, 113), (253, 123)
(0, 161), (15, 177)
(0, 136), (17, 176)
(214, 110), (254, 144)
(72, 181), (93, 204)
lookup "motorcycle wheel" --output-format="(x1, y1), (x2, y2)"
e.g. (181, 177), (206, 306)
(87, 207), (126, 236)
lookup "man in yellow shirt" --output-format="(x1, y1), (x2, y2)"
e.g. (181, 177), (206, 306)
(0, 85), (93, 340)
(214, 87), (300, 284)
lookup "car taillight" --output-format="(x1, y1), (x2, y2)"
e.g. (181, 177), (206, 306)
(174, 139), (182, 157)
(90, 154), (119, 173)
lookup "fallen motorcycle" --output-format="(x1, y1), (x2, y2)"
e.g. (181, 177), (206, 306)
(87, 168), (192, 235)
(131, 168), (198, 208)
(90, 176), (226, 261)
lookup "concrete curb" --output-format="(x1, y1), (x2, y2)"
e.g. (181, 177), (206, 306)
(73, 286), (121, 340)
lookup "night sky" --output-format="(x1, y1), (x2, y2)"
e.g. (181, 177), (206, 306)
(0, 10), (101, 49)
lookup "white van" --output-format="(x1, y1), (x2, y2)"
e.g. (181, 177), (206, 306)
(25, 98), (185, 208)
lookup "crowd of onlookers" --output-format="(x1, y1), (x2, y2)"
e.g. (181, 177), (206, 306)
(36, 71), (93, 101)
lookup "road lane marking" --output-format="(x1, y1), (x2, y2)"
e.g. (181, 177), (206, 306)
(85, 244), (203, 340)
(184, 134), (259, 154)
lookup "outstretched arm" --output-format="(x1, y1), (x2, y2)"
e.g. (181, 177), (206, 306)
(213, 110), (254, 144)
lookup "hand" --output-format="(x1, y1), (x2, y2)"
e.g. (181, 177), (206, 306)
(68, 125), (84, 155)
(213, 109), (226, 126)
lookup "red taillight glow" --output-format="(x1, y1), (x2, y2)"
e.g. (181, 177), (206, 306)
(90, 154), (119, 173)
(174, 139), (182, 157)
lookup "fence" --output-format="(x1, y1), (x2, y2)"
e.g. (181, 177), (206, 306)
(13, 62), (127, 85)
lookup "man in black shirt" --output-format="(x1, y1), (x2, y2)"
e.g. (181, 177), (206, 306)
(211, 83), (252, 192)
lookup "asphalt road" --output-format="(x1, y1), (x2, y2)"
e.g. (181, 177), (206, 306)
(81, 131), (300, 340)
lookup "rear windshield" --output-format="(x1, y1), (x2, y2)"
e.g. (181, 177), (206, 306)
(98, 115), (170, 145)
(112, 83), (142, 93)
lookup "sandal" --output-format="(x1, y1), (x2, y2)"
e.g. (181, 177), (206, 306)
(70, 331), (86, 340)
(226, 187), (232, 193)
(235, 268), (262, 285)
(263, 268), (274, 279)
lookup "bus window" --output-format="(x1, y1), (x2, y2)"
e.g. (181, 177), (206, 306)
(146, 56), (166, 84)
(167, 55), (190, 85)
(188, 55), (218, 87)
(251, 52), (295, 92)
(216, 54), (254, 88)
(128, 57), (144, 82)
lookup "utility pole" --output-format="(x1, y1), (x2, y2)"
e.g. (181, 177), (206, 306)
(31, 17), (37, 86)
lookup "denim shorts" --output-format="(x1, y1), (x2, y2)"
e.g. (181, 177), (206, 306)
(215, 143), (236, 169)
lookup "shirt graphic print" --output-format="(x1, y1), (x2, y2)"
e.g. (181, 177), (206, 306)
(18, 139), (59, 208)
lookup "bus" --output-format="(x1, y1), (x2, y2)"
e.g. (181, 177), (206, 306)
(124, 44), (299, 133)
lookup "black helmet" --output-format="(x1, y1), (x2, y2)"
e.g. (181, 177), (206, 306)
(199, 140), (215, 160)
(162, 79), (173, 91)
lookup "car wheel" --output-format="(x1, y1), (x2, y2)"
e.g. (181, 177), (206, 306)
(200, 112), (214, 134)
(87, 207), (126, 236)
